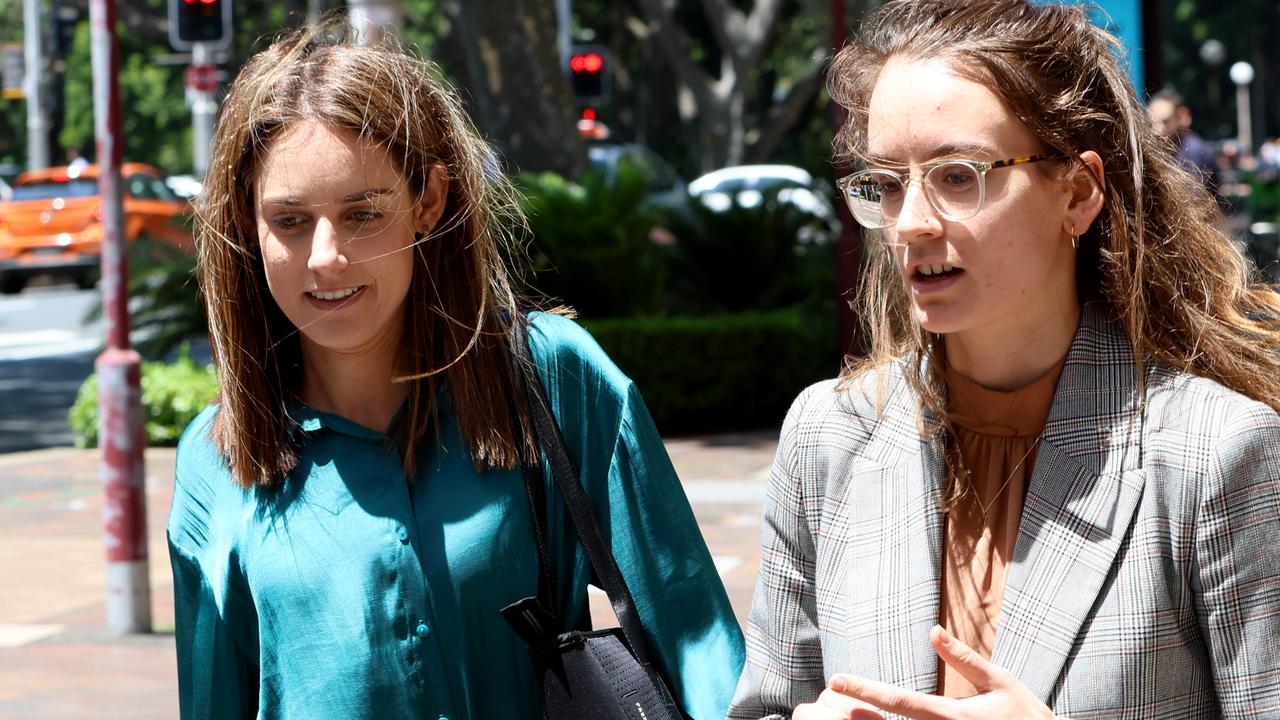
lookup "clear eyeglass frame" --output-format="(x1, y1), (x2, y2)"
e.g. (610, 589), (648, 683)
(836, 153), (1070, 229)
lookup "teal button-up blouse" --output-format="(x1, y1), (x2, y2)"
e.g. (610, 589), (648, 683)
(167, 312), (745, 719)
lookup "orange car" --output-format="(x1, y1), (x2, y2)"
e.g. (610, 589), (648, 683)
(0, 163), (194, 294)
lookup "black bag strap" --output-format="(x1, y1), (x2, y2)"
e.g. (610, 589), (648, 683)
(508, 314), (657, 667)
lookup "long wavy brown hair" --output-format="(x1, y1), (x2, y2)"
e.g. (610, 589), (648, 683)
(198, 24), (537, 488)
(829, 0), (1280, 505)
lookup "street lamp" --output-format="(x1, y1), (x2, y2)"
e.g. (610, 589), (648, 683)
(1229, 61), (1254, 154)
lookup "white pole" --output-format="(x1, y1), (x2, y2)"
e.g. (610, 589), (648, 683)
(23, 0), (49, 170)
(556, 0), (571, 72)
(346, 0), (402, 46)
(1236, 83), (1252, 153)
(1230, 62), (1255, 154)
(191, 42), (216, 178)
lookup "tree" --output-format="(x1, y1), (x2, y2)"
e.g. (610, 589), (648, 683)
(629, 0), (832, 171)
(433, 0), (586, 177)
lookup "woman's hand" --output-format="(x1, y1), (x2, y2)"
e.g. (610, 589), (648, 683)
(792, 688), (885, 720)
(824, 625), (1056, 720)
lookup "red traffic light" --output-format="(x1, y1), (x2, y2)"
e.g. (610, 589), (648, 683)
(170, 0), (231, 48)
(570, 52), (604, 75)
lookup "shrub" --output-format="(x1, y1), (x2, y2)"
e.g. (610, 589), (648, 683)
(84, 235), (205, 360)
(517, 162), (668, 317)
(661, 188), (836, 315)
(583, 309), (839, 434)
(68, 349), (218, 448)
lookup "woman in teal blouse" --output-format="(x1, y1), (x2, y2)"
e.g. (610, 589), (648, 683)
(168, 25), (743, 720)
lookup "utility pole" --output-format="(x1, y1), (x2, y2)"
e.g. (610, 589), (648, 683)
(555, 0), (571, 74)
(307, 0), (326, 25)
(189, 43), (217, 178)
(90, 0), (152, 635)
(346, 0), (402, 45)
(23, 0), (49, 170)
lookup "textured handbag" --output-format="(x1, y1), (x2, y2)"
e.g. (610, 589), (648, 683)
(502, 317), (688, 720)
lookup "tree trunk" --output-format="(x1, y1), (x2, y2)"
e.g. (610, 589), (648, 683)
(439, 0), (585, 177)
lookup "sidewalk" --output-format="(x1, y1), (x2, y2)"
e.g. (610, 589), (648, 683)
(0, 433), (777, 719)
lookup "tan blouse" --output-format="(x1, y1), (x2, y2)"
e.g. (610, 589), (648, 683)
(938, 357), (1066, 698)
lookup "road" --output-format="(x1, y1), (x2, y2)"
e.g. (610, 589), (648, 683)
(0, 282), (104, 454)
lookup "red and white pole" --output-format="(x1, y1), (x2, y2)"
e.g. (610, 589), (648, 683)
(90, 0), (151, 634)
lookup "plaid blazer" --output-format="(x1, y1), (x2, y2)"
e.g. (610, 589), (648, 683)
(728, 303), (1280, 719)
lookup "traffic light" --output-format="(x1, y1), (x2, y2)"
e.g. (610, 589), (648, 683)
(568, 45), (611, 104)
(168, 0), (232, 50)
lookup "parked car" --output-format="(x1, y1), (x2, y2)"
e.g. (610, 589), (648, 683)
(587, 143), (687, 210)
(0, 163), (194, 294)
(687, 164), (839, 243)
(689, 164), (835, 217)
(164, 174), (203, 201)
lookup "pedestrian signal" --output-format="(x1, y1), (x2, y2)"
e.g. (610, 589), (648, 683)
(568, 46), (610, 104)
(169, 0), (232, 50)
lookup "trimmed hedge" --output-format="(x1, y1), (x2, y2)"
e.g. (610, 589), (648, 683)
(66, 311), (838, 447)
(583, 309), (839, 435)
(68, 352), (218, 448)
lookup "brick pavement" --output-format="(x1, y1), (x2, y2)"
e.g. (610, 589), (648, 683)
(0, 432), (777, 719)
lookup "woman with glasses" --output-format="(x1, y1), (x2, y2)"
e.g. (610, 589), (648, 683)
(730, 1), (1280, 718)
(167, 24), (744, 720)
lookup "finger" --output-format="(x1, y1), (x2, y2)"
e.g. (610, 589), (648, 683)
(829, 673), (954, 720)
(794, 698), (882, 720)
(929, 624), (1005, 692)
(813, 687), (886, 718)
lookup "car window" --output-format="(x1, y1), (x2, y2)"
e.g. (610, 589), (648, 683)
(126, 174), (157, 200)
(149, 177), (179, 202)
(12, 178), (98, 200)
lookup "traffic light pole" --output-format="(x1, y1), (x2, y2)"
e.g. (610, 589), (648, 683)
(191, 42), (215, 178)
(90, 0), (152, 635)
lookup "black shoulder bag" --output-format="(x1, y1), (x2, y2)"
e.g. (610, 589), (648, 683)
(501, 318), (688, 720)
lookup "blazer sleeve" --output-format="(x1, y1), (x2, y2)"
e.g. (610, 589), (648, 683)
(1192, 402), (1280, 717)
(727, 387), (825, 719)
(605, 381), (747, 720)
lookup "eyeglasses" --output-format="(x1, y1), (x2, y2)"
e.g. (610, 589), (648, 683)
(836, 153), (1070, 229)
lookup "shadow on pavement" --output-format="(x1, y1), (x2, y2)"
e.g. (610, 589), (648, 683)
(0, 352), (96, 454)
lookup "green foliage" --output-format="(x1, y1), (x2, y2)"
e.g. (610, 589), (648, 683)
(84, 234), (205, 360)
(1244, 173), (1280, 223)
(60, 21), (192, 172)
(68, 349), (218, 448)
(517, 161), (667, 317)
(662, 188), (836, 314)
(582, 310), (838, 434)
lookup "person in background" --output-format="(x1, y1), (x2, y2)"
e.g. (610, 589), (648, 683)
(730, 1), (1280, 718)
(168, 23), (743, 720)
(1148, 87), (1218, 191)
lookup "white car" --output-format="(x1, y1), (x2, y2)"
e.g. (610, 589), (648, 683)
(165, 174), (203, 201)
(689, 164), (835, 216)
(688, 164), (839, 241)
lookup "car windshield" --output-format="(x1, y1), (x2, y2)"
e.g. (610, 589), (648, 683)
(12, 179), (99, 201)
(707, 176), (807, 194)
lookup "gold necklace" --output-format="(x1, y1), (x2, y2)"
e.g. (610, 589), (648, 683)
(972, 432), (1044, 520)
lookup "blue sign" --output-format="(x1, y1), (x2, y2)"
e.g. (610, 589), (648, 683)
(1037, 0), (1144, 94)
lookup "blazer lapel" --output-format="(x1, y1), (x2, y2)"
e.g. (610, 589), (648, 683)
(990, 303), (1148, 701)
(844, 376), (946, 692)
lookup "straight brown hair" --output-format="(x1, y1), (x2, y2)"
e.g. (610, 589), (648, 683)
(197, 24), (537, 488)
